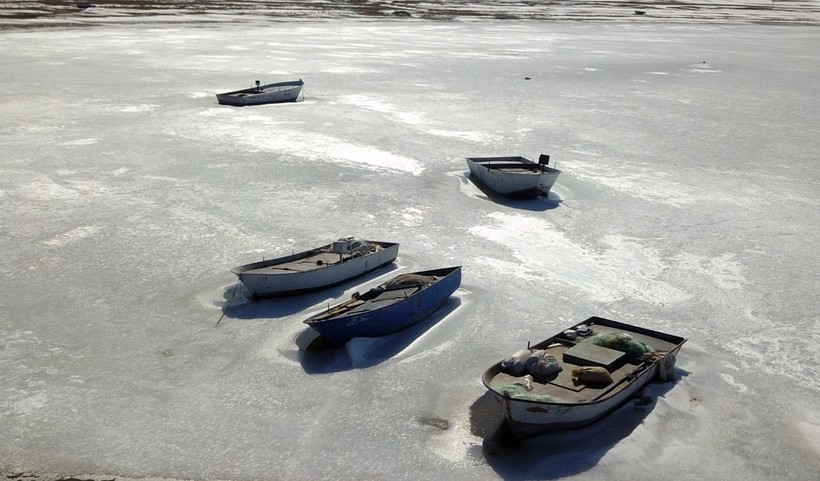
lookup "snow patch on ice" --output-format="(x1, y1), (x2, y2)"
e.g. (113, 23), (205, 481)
(571, 159), (700, 207)
(401, 207), (425, 226)
(339, 94), (426, 126)
(19, 176), (81, 200)
(322, 66), (375, 74)
(671, 252), (747, 290)
(469, 212), (689, 304)
(332, 143), (424, 174)
(720, 317), (820, 387)
(61, 138), (99, 146)
(720, 373), (748, 393)
(339, 94), (394, 113)
(690, 66), (722, 73)
(394, 337), (456, 366)
(44, 225), (102, 247)
(469, 255), (542, 282)
(182, 112), (424, 174)
(11, 392), (48, 416)
(428, 129), (502, 142)
(285, 134), (417, 174)
(116, 103), (159, 113)
(797, 410), (820, 459)
(345, 337), (386, 368)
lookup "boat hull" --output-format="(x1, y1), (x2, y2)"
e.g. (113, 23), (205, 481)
(482, 316), (686, 442)
(466, 156), (561, 198)
(486, 347), (682, 439)
(216, 80), (304, 106)
(232, 241), (399, 299)
(304, 266), (461, 346)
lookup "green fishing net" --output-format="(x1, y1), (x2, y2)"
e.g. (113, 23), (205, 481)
(490, 381), (559, 403)
(583, 332), (654, 358)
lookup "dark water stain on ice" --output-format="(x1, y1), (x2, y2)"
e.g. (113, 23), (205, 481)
(417, 416), (450, 430)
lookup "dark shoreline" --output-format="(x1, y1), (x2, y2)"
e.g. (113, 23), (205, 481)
(2, 0), (820, 29)
(2, 473), (119, 481)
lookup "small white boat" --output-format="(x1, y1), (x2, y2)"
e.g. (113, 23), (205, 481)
(231, 238), (399, 300)
(482, 316), (686, 443)
(216, 79), (303, 106)
(466, 154), (561, 198)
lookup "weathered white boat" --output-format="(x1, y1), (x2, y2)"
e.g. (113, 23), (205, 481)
(482, 316), (686, 443)
(231, 238), (399, 300)
(216, 79), (303, 106)
(466, 154), (561, 198)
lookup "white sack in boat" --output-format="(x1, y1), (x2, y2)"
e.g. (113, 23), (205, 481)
(526, 350), (562, 376)
(501, 349), (531, 375)
(502, 349), (562, 377)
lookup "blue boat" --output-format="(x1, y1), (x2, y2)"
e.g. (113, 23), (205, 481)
(303, 266), (462, 347)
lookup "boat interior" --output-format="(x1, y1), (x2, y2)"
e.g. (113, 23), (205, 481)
(228, 84), (300, 96)
(306, 274), (439, 322)
(469, 156), (558, 173)
(241, 250), (352, 274)
(239, 240), (393, 275)
(484, 163), (544, 172)
(218, 80), (304, 98)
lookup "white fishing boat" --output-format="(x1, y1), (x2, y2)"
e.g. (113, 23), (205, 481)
(231, 238), (399, 299)
(466, 154), (561, 198)
(216, 79), (303, 106)
(482, 316), (686, 443)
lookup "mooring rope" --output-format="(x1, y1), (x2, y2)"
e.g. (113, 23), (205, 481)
(643, 351), (675, 382)
(216, 280), (241, 327)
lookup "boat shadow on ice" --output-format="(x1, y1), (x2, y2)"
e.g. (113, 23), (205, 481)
(471, 371), (690, 479)
(461, 171), (561, 211)
(296, 296), (462, 373)
(219, 264), (399, 320)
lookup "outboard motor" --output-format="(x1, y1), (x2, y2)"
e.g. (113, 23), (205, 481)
(255, 80), (261, 89)
(538, 154), (550, 165)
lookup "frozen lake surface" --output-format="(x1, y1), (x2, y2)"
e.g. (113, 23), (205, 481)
(1, 16), (819, 481)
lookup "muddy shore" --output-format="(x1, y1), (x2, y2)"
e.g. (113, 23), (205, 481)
(2, 0), (819, 28)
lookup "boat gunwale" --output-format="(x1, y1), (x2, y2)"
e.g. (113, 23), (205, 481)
(466, 156), (562, 175)
(216, 79), (304, 97)
(231, 240), (399, 275)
